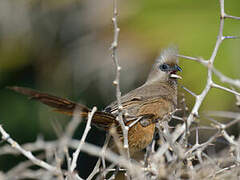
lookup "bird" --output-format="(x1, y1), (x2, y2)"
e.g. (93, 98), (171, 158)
(8, 47), (182, 155)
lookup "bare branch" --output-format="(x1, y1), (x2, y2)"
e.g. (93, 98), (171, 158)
(70, 107), (97, 175)
(110, 0), (130, 154)
(211, 83), (240, 96)
(153, 0), (237, 162)
(0, 125), (61, 175)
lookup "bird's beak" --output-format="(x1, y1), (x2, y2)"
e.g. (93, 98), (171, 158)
(170, 65), (182, 79)
(170, 74), (182, 79)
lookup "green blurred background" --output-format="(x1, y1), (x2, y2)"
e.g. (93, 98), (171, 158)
(0, 0), (240, 177)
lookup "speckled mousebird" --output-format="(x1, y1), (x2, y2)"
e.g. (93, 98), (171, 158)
(8, 47), (182, 155)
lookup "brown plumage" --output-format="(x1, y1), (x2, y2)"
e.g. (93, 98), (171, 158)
(8, 47), (182, 155)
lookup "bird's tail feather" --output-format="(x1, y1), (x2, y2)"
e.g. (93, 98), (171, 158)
(7, 86), (116, 130)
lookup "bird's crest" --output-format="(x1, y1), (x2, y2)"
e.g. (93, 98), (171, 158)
(157, 46), (178, 65)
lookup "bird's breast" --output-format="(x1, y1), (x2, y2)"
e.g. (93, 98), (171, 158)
(127, 122), (156, 155)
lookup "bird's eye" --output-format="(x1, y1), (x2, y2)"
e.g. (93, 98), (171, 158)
(159, 64), (169, 71)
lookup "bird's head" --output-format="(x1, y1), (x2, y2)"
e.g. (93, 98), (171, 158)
(146, 47), (182, 84)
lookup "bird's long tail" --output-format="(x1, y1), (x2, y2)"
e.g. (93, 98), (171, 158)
(8, 86), (116, 130)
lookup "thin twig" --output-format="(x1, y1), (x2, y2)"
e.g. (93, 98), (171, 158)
(70, 107), (97, 173)
(211, 82), (240, 96)
(0, 125), (61, 175)
(153, 0), (240, 161)
(110, 0), (130, 155)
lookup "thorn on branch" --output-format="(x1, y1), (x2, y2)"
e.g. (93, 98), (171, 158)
(224, 14), (240, 20)
(181, 85), (197, 98)
(224, 36), (239, 39)
(207, 61), (213, 69)
(220, 14), (225, 19)
(192, 112), (199, 118)
(113, 80), (118, 85)
(111, 42), (118, 49)
(117, 66), (122, 71)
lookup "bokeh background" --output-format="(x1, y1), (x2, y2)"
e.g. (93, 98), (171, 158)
(0, 0), (240, 178)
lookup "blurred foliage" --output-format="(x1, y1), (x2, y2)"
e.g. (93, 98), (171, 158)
(0, 0), (240, 177)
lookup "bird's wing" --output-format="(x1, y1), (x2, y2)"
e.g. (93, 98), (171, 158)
(105, 82), (174, 117)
